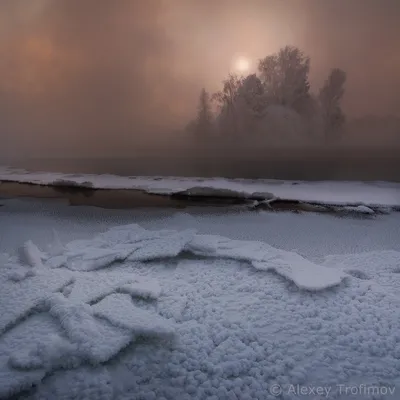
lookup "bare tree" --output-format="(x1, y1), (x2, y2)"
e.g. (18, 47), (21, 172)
(258, 46), (311, 113)
(318, 68), (347, 141)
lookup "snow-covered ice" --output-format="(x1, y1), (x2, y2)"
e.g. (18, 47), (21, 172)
(0, 260), (175, 397)
(0, 267), (74, 335)
(37, 223), (345, 290)
(1, 198), (400, 399)
(340, 205), (375, 214)
(1, 165), (400, 208)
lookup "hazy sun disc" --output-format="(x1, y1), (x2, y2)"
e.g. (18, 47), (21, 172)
(234, 57), (250, 73)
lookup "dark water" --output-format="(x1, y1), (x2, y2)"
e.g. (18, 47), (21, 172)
(5, 147), (400, 182)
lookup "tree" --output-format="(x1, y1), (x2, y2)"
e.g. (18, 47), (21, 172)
(230, 74), (268, 135)
(194, 88), (213, 136)
(258, 46), (311, 113)
(237, 74), (266, 118)
(212, 74), (243, 135)
(318, 68), (347, 141)
(212, 74), (243, 113)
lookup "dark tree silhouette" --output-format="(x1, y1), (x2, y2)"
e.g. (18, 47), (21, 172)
(194, 88), (213, 136)
(258, 46), (311, 113)
(318, 68), (347, 141)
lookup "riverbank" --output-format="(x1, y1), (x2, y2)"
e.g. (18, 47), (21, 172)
(0, 180), (398, 216)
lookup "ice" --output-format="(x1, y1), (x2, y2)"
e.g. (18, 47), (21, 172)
(9, 333), (79, 371)
(252, 254), (346, 291)
(67, 247), (131, 271)
(49, 224), (346, 291)
(342, 205), (375, 214)
(6, 291), (164, 373)
(26, 366), (113, 400)
(46, 294), (134, 364)
(0, 307), (128, 397)
(0, 232), (173, 397)
(125, 228), (197, 262)
(7, 268), (36, 282)
(66, 271), (161, 303)
(0, 269), (73, 334)
(109, 255), (400, 400)
(46, 229), (65, 257)
(1, 203), (400, 399)
(169, 186), (274, 200)
(0, 314), (56, 398)
(323, 250), (400, 298)
(1, 165), (399, 208)
(55, 225), (197, 271)
(92, 293), (175, 339)
(169, 186), (249, 198)
(19, 240), (46, 268)
(0, 282), (170, 397)
(187, 234), (347, 290)
(38, 224), (347, 291)
(187, 234), (269, 261)
(118, 280), (162, 300)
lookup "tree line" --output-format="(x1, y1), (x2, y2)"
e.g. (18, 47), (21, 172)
(188, 46), (347, 146)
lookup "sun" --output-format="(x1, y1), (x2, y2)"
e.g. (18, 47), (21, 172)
(233, 56), (251, 74)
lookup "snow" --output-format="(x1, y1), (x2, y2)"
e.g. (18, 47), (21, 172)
(323, 250), (400, 299)
(341, 205), (375, 214)
(65, 271), (161, 304)
(33, 223), (347, 290)
(45, 293), (135, 364)
(186, 234), (346, 290)
(1, 199), (400, 399)
(92, 293), (175, 339)
(19, 240), (47, 268)
(0, 263), (175, 397)
(118, 280), (162, 300)
(0, 268), (74, 335)
(1, 165), (400, 208)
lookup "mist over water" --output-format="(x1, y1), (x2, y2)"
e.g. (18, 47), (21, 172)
(6, 147), (400, 182)
(0, 0), (399, 180)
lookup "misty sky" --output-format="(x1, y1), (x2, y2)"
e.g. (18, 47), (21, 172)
(0, 0), (399, 156)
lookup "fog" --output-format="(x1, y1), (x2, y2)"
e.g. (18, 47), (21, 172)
(0, 0), (399, 161)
